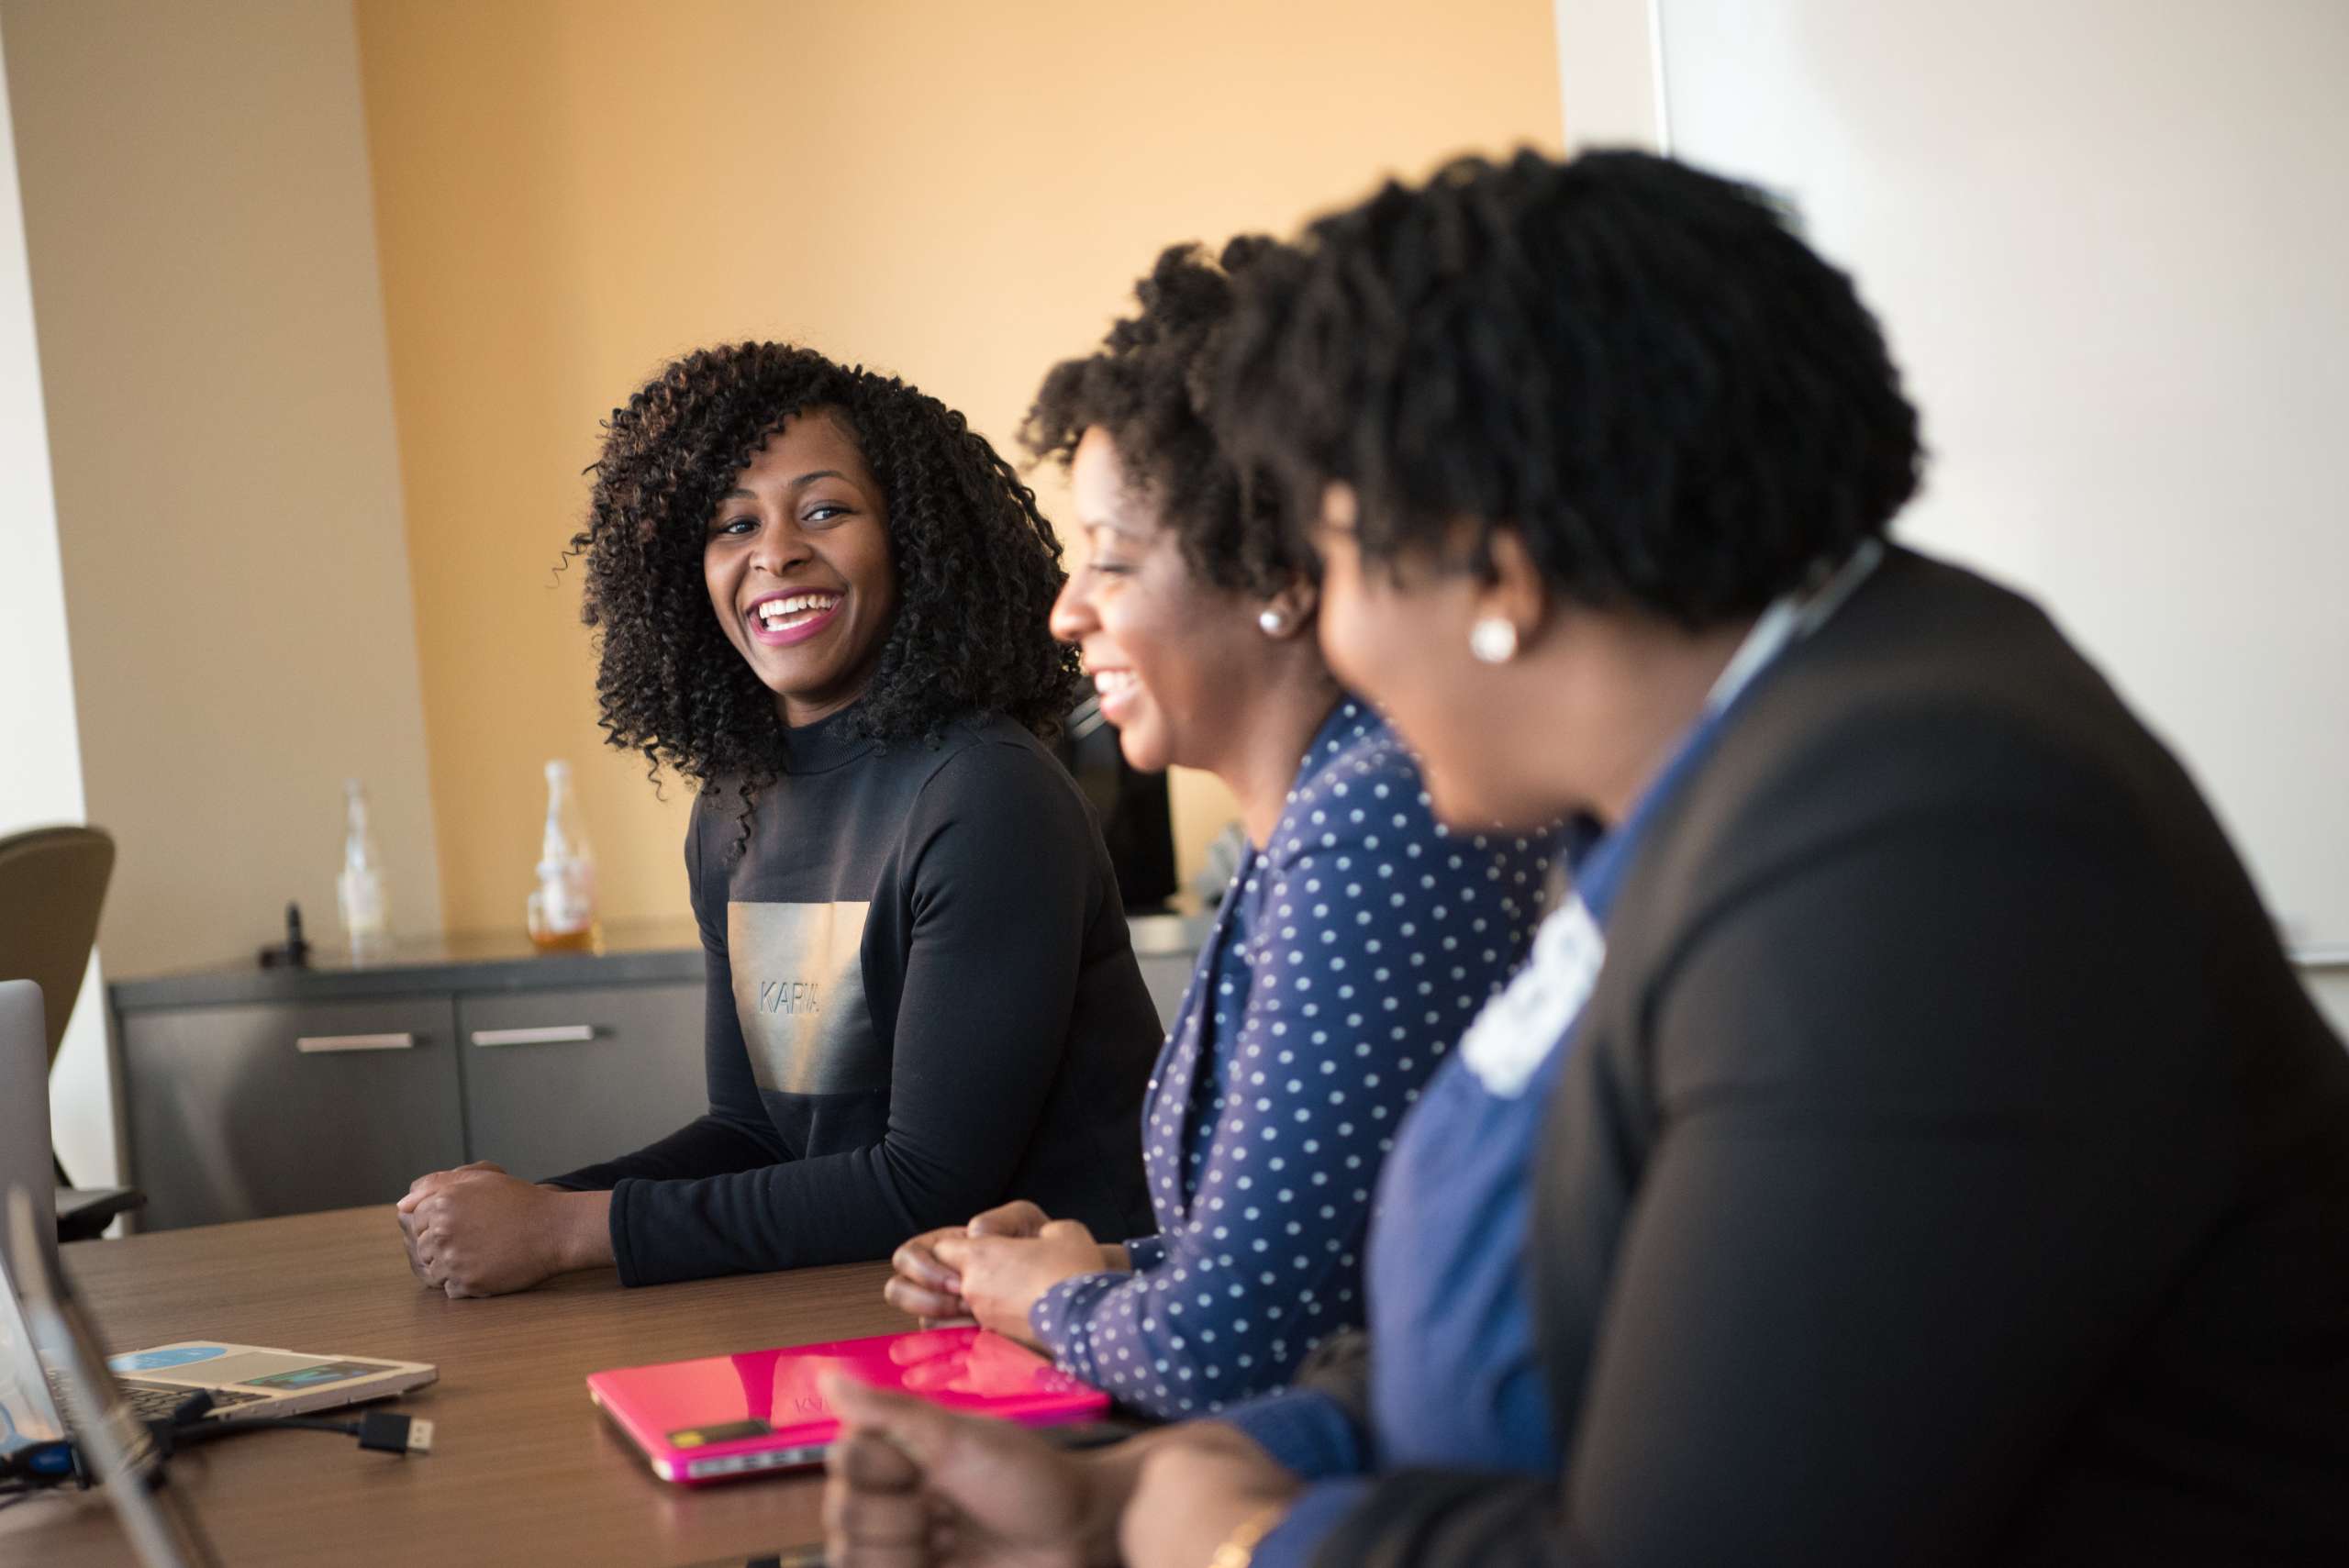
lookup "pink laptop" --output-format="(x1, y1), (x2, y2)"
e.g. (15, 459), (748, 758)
(587, 1325), (1109, 1484)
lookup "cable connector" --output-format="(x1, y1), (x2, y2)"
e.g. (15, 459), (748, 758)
(0, 1438), (82, 1485)
(152, 1402), (431, 1458)
(356, 1410), (433, 1456)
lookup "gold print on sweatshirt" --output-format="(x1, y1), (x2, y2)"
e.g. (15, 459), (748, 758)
(727, 900), (885, 1095)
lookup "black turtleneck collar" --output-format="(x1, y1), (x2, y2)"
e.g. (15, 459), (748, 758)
(777, 700), (881, 774)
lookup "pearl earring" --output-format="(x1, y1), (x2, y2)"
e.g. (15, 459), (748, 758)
(1469, 616), (1519, 664)
(1257, 608), (1289, 637)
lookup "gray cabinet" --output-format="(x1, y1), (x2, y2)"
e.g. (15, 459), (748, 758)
(1135, 951), (1201, 1032)
(119, 996), (465, 1231)
(111, 913), (1211, 1231)
(456, 983), (707, 1181)
(112, 922), (711, 1231)
(1130, 912), (1211, 1034)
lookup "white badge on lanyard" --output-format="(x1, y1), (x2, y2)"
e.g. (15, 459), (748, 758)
(1461, 895), (1607, 1097)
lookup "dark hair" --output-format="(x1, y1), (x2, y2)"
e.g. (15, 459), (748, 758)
(1022, 237), (1308, 596)
(1214, 150), (1925, 626)
(572, 341), (1081, 825)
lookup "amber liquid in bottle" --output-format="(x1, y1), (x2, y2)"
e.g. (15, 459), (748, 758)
(526, 761), (600, 953)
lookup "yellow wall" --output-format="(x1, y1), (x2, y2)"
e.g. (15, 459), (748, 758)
(355, 0), (1564, 933)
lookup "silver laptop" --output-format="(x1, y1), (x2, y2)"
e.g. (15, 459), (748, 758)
(7, 1185), (217, 1568)
(0, 981), (56, 1275)
(0, 979), (436, 1436)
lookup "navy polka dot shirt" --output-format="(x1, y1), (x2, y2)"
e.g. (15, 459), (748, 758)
(1030, 700), (1555, 1418)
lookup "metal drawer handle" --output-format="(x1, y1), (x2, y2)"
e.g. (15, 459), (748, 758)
(470, 1025), (597, 1048)
(295, 1032), (417, 1053)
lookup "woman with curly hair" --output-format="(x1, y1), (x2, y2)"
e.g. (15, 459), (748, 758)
(395, 343), (1162, 1296)
(879, 240), (1553, 1418)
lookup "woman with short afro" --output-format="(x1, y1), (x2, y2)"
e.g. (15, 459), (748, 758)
(879, 241), (1553, 1419)
(395, 343), (1162, 1296)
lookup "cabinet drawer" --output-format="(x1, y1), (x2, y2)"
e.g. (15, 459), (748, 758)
(120, 997), (463, 1230)
(456, 982), (706, 1180)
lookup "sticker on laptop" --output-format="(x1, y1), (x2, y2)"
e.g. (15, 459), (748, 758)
(669, 1419), (774, 1449)
(108, 1345), (229, 1372)
(239, 1360), (388, 1390)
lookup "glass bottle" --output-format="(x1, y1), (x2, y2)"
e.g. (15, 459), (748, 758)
(527, 760), (600, 952)
(337, 778), (391, 960)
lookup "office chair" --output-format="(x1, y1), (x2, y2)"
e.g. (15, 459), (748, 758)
(0, 824), (141, 1240)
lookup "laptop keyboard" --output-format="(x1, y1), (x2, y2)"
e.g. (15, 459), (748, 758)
(46, 1367), (269, 1426)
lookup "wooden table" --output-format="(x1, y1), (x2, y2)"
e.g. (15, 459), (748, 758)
(1, 1207), (903, 1566)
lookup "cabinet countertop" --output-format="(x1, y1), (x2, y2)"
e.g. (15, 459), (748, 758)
(110, 909), (1216, 1012)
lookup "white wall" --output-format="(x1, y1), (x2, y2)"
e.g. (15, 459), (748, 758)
(1, 0), (442, 980)
(1554, 0), (2349, 1034)
(0, 24), (114, 1186)
(1554, 0), (1665, 150)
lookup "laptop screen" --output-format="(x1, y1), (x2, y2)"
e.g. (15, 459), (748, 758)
(0, 980), (66, 1457)
(0, 982), (59, 1286)
(0, 1217), (66, 1453)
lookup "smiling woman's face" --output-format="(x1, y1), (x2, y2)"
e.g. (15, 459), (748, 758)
(1048, 427), (1265, 774)
(702, 408), (897, 727)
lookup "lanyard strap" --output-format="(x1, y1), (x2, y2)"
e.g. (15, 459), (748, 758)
(1706, 539), (1886, 717)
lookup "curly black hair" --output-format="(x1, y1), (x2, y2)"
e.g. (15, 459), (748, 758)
(1021, 237), (1309, 596)
(1213, 150), (1925, 627)
(572, 341), (1082, 826)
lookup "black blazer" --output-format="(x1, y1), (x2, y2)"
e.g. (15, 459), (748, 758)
(1308, 550), (2349, 1566)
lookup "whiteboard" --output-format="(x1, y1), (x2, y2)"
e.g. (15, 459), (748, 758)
(1647, 0), (2349, 956)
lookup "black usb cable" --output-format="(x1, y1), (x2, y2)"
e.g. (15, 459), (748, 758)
(170, 1407), (435, 1454)
(158, 1393), (435, 1456)
(0, 1391), (433, 1503)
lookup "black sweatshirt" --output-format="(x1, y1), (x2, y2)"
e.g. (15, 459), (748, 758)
(1300, 550), (2349, 1565)
(548, 706), (1161, 1286)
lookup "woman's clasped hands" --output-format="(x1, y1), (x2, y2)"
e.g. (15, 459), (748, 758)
(885, 1200), (1131, 1351)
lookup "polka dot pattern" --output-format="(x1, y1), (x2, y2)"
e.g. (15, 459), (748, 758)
(1031, 701), (1553, 1418)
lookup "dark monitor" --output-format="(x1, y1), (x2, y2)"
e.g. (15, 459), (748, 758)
(1053, 697), (1177, 914)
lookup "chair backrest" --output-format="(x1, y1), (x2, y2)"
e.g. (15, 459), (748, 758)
(0, 825), (115, 1073)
